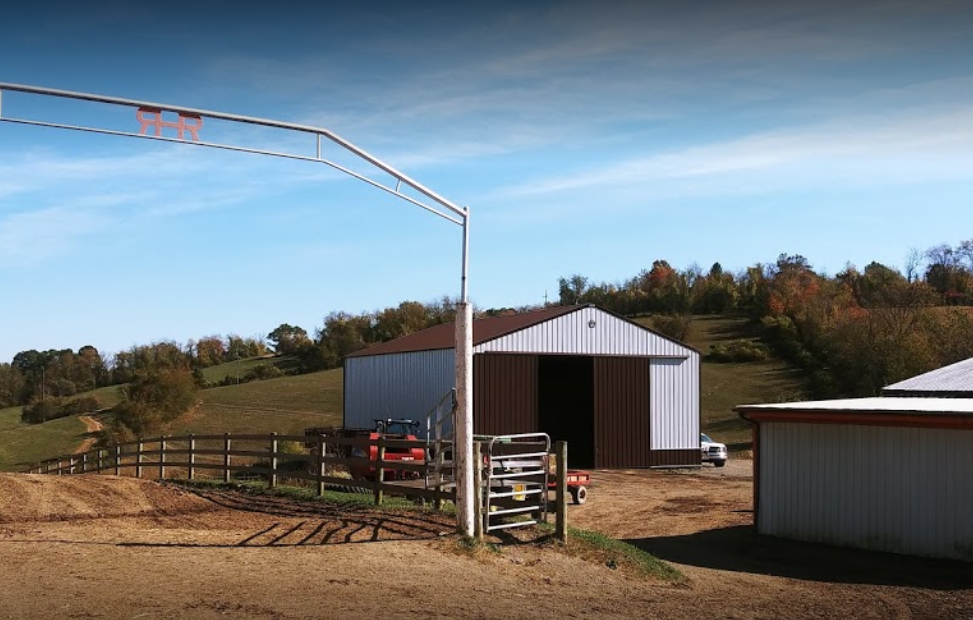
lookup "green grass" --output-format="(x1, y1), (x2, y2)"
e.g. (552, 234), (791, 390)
(170, 367), (344, 436)
(636, 314), (807, 450)
(0, 366), (342, 470)
(86, 384), (125, 409)
(0, 407), (90, 472)
(199, 355), (299, 384)
(531, 522), (682, 582)
(0, 406), (25, 432)
(564, 526), (684, 582)
(171, 478), (419, 509)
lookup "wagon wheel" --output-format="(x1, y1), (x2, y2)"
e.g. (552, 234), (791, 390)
(571, 485), (588, 505)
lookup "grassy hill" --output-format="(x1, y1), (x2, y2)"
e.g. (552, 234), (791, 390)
(0, 406), (90, 472)
(173, 367), (343, 436)
(0, 357), (337, 471)
(199, 355), (300, 384)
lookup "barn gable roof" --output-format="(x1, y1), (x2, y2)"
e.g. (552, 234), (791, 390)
(346, 305), (580, 358)
(346, 304), (698, 358)
(883, 357), (973, 397)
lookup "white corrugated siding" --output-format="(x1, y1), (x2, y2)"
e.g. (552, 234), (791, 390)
(649, 355), (700, 450)
(343, 349), (454, 435)
(475, 306), (693, 357)
(759, 422), (973, 561)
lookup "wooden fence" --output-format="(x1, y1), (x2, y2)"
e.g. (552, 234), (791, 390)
(25, 432), (456, 506)
(27, 433), (570, 541)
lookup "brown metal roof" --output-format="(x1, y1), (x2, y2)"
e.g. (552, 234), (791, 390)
(346, 305), (583, 358)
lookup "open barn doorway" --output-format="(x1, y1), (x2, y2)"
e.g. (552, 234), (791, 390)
(538, 355), (594, 468)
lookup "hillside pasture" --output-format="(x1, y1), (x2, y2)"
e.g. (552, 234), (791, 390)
(0, 407), (91, 472)
(199, 355), (299, 384)
(170, 367), (344, 436)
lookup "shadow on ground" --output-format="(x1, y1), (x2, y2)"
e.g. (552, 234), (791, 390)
(626, 526), (973, 590)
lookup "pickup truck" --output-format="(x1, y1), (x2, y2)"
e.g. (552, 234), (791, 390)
(700, 433), (728, 468)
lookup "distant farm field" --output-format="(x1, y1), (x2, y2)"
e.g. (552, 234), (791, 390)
(172, 367), (344, 436)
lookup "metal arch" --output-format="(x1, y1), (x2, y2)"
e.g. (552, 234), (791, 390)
(0, 116), (463, 226)
(0, 81), (466, 221)
(0, 81), (478, 537)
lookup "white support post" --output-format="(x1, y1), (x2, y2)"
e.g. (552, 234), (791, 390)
(455, 300), (475, 537)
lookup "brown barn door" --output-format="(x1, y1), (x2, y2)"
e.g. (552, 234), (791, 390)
(473, 354), (538, 435)
(594, 357), (650, 468)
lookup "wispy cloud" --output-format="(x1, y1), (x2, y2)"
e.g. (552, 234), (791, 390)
(497, 101), (973, 202)
(0, 205), (115, 262)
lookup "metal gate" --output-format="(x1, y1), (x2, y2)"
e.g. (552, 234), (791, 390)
(478, 433), (550, 534)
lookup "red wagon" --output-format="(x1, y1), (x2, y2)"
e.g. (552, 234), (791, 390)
(550, 469), (591, 505)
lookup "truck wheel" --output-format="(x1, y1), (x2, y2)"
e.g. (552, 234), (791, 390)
(714, 460), (726, 468)
(571, 486), (588, 505)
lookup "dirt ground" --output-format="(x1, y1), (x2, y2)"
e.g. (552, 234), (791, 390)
(1, 462), (971, 619)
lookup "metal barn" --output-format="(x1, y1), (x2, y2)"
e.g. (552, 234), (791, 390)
(344, 304), (701, 468)
(882, 357), (973, 397)
(737, 398), (973, 561)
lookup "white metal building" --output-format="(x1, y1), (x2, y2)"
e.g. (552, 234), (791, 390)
(344, 304), (702, 468)
(737, 397), (973, 561)
(883, 357), (973, 397)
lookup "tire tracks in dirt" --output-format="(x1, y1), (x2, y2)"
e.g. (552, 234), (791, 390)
(75, 415), (104, 454)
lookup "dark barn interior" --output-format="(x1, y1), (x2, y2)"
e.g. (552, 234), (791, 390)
(538, 355), (595, 468)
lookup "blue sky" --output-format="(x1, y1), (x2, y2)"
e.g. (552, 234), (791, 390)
(1, 1), (972, 362)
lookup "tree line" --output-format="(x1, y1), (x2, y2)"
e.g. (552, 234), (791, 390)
(557, 239), (973, 397)
(0, 335), (267, 410)
(3, 239), (973, 429)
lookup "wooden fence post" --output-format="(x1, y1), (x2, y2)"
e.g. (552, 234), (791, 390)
(188, 434), (196, 481)
(115, 444), (121, 476)
(56, 458), (63, 475)
(81, 452), (88, 474)
(69, 456), (76, 475)
(374, 439), (385, 506)
(159, 436), (167, 480)
(555, 441), (568, 544)
(269, 432), (278, 489)
(317, 434), (326, 496)
(474, 441), (483, 541)
(135, 439), (143, 479)
(223, 433), (231, 483)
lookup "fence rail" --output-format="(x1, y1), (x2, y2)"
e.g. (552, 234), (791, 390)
(26, 432), (457, 505)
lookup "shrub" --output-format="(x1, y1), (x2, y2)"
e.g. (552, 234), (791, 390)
(113, 368), (200, 436)
(20, 395), (101, 424)
(213, 363), (284, 388)
(651, 314), (692, 341)
(707, 339), (769, 363)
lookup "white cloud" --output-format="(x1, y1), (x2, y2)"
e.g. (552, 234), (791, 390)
(497, 103), (973, 202)
(0, 205), (114, 262)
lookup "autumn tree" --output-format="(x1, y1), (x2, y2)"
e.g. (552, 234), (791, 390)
(194, 336), (226, 368)
(267, 324), (311, 356)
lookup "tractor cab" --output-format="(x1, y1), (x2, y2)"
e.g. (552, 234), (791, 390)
(373, 418), (420, 437)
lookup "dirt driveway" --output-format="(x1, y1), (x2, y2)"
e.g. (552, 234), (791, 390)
(0, 463), (971, 619)
(570, 461), (973, 619)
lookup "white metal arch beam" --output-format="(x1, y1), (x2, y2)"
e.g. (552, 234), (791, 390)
(0, 81), (476, 537)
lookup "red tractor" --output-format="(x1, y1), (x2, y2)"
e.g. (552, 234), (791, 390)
(349, 419), (426, 481)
